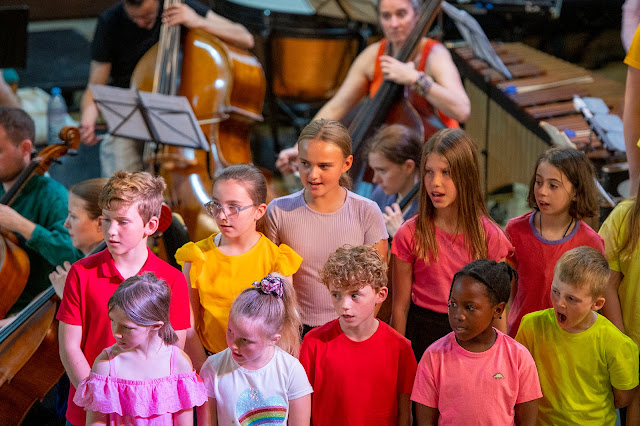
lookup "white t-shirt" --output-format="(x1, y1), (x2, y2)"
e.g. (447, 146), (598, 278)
(201, 346), (313, 424)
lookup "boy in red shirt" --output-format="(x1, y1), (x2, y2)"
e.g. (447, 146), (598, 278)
(57, 171), (191, 426)
(299, 245), (417, 426)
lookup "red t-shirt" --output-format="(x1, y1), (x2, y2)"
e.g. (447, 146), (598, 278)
(505, 212), (604, 337)
(56, 247), (191, 426)
(299, 319), (417, 426)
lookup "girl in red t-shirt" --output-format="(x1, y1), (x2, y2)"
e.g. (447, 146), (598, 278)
(505, 147), (603, 337)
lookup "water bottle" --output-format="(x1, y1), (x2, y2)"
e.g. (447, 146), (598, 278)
(47, 87), (67, 145)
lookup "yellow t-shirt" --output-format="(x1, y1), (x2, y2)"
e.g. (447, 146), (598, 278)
(626, 25), (640, 70)
(599, 199), (640, 345)
(516, 309), (639, 426)
(175, 233), (302, 353)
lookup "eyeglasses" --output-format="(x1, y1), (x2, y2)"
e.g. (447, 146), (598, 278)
(204, 201), (255, 218)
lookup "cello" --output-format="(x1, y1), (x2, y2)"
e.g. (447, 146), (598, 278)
(347, 0), (444, 182)
(0, 126), (81, 424)
(131, 0), (266, 241)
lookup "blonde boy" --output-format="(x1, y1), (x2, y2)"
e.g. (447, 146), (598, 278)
(57, 171), (191, 426)
(299, 245), (417, 426)
(516, 246), (639, 425)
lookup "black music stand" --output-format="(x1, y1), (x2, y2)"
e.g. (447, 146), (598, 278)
(441, 1), (512, 79)
(90, 84), (209, 148)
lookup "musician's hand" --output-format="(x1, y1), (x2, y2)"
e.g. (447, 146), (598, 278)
(383, 203), (405, 237)
(276, 146), (299, 175)
(0, 204), (36, 240)
(163, 4), (202, 29)
(379, 55), (420, 86)
(79, 120), (99, 146)
(50, 261), (72, 299)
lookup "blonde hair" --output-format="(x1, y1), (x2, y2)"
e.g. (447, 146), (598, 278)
(99, 171), (166, 223)
(297, 119), (353, 190)
(320, 245), (387, 292)
(108, 272), (178, 345)
(414, 128), (490, 262)
(554, 246), (610, 298)
(230, 273), (302, 357)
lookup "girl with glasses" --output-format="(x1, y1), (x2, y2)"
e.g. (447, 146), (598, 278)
(175, 165), (302, 376)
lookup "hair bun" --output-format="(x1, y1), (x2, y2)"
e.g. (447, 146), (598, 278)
(253, 274), (284, 298)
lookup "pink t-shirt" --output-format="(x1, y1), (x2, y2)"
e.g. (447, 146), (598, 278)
(300, 319), (417, 426)
(411, 330), (542, 425)
(57, 248), (191, 426)
(391, 216), (513, 313)
(505, 212), (604, 337)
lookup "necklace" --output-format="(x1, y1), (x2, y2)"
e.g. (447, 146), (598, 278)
(539, 213), (574, 240)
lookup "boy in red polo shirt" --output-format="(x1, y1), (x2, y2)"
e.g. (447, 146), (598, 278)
(57, 171), (190, 426)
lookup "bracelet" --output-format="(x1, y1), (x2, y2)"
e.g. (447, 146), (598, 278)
(411, 72), (434, 97)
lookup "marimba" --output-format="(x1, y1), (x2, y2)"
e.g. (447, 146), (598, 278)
(450, 42), (626, 194)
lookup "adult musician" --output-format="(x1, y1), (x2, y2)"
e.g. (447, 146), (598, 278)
(79, 0), (255, 177)
(0, 107), (82, 315)
(276, 0), (470, 174)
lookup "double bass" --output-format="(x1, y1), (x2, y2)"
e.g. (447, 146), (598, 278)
(347, 0), (443, 182)
(131, 0), (266, 241)
(0, 127), (81, 424)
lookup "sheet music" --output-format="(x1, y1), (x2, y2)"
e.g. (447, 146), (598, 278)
(441, 1), (512, 79)
(90, 85), (209, 151)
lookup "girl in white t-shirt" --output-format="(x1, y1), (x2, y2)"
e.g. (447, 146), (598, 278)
(200, 273), (312, 426)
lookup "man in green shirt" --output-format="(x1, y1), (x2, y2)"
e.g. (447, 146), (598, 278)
(0, 106), (83, 314)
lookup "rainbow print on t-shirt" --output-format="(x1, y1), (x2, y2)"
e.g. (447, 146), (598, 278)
(236, 388), (287, 425)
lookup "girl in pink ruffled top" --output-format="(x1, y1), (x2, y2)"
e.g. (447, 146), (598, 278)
(74, 272), (207, 425)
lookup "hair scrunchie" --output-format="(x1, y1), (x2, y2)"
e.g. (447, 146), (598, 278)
(253, 274), (284, 298)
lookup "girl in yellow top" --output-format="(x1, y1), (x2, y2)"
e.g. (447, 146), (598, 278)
(176, 165), (302, 371)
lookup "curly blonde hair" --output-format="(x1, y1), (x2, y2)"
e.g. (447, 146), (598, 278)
(320, 245), (387, 291)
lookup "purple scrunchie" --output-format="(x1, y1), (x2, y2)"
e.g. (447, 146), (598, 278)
(253, 274), (284, 298)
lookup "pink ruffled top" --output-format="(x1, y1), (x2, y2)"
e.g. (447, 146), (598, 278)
(74, 345), (207, 425)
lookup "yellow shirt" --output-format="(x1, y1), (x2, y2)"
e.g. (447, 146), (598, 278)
(599, 199), (640, 345)
(175, 233), (302, 353)
(516, 309), (639, 426)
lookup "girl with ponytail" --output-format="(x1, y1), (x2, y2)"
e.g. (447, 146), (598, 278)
(200, 273), (313, 425)
(73, 272), (207, 425)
